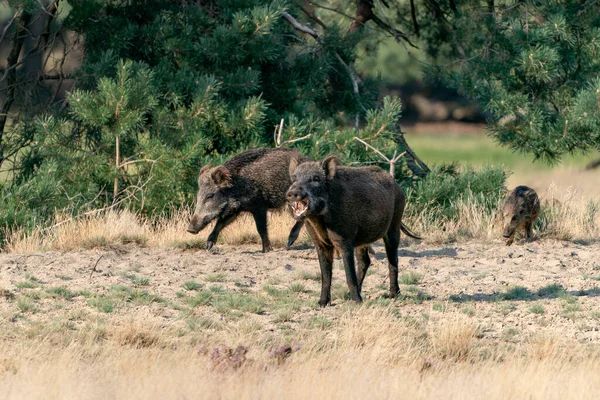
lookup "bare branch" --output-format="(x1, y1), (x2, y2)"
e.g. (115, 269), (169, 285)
(89, 255), (104, 279)
(354, 137), (390, 162)
(280, 134), (311, 147)
(274, 118), (284, 147)
(281, 12), (319, 39)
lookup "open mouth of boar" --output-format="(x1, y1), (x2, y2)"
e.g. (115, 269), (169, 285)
(292, 198), (309, 217)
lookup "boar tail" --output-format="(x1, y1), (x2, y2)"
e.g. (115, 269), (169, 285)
(400, 223), (422, 240)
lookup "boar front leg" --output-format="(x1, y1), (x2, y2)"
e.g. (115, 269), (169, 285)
(340, 243), (362, 304)
(286, 221), (304, 249)
(207, 214), (238, 250)
(315, 244), (334, 307)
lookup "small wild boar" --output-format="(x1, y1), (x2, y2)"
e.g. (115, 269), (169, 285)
(286, 155), (421, 307)
(187, 148), (306, 252)
(502, 185), (540, 246)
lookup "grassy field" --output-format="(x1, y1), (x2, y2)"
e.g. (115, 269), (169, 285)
(405, 125), (600, 171)
(2, 124), (600, 399)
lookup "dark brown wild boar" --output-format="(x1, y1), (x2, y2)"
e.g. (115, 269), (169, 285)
(502, 185), (540, 246)
(187, 148), (306, 252)
(286, 155), (421, 307)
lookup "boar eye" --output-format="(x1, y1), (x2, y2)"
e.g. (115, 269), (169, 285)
(312, 175), (321, 182)
(206, 193), (215, 200)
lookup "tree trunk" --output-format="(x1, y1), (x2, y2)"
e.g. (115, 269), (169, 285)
(0, 10), (32, 168)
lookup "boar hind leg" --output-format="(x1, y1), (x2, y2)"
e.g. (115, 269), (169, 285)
(315, 244), (334, 308)
(341, 243), (362, 304)
(383, 230), (400, 298)
(286, 221), (304, 249)
(355, 246), (371, 293)
(251, 208), (271, 253)
(207, 214), (238, 250)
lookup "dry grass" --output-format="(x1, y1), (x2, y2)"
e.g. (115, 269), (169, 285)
(1, 308), (600, 399)
(5, 208), (311, 253)
(5, 182), (599, 253)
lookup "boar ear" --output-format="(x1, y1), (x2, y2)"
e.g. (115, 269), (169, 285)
(199, 164), (212, 176)
(211, 166), (232, 188)
(289, 156), (299, 179)
(321, 155), (339, 180)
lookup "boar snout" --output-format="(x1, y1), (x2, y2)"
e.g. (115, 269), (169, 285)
(286, 187), (310, 218)
(286, 186), (305, 202)
(187, 215), (210, 234)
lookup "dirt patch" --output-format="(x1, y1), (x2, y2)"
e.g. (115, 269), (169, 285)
(2, 240), (600, 343)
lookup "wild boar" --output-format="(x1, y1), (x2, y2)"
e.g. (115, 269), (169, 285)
(286, 155), (421, 307)
(187, 148), (306, 252)
(502, 185), (540, 246)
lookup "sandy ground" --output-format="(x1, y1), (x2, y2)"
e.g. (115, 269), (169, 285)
(2, 239), (600, 344)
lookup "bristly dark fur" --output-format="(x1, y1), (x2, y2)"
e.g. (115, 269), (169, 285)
(287, 157), (421, 307)
(502, 185), (540, 246)
(188, 148), (308, 252)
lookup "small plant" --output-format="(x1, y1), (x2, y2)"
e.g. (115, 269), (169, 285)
(170, 238), (207, 250)
(47, 286), (74, 300)
(132, 277), (150, 286)
(432, 302), (448, 312)
(182, 280), (203, 291)
(497, 286), (531, 301)
(88, 296), (115, 313)
(205, 273), (227, 283)
(15, 281), (37, 289)
(290, 283), (308, 293)
(16, 296), (37, 313)
(209, 285), (225, 293)
(273, 308), (294, 323)
(398, 286), (431, 304)
(537, 283), (565, 297)
(130, 290), (164, 305)
(187, 291), (213, 308)
(296, 270), (320, 281)
(212, 293), (265, 314)
(308, 315), (332, 330)
(82, 236), (110, 249)
(461, 305), (476, 317)
(529, 303), (545, 315)
(496, 303), (516, 316)
(400, 272), (423, 285)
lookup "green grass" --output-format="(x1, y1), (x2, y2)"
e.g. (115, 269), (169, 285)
(408, 132), (600, 170)
(187, 291), (213, 307)
(497, 286), (532, 301)
(529, 303), (546, 315)
(290, 283), (308, 293)
(47, 287), (75, 300)
(537, 283), (566, 297)
(205, 273), (227, 283)
(15, 280), (38, 289)
(16, 297), (37, 313)
(399, 272), (423, 285)
(131, 277), (150, 286)
(182, 280), (203, 291)
(212, 293), (266, 314)
(88, 297), (115, 313)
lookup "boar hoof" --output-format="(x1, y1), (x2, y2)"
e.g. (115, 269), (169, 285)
(206, 241), (215, 250)
(318, 299), (330, 308)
